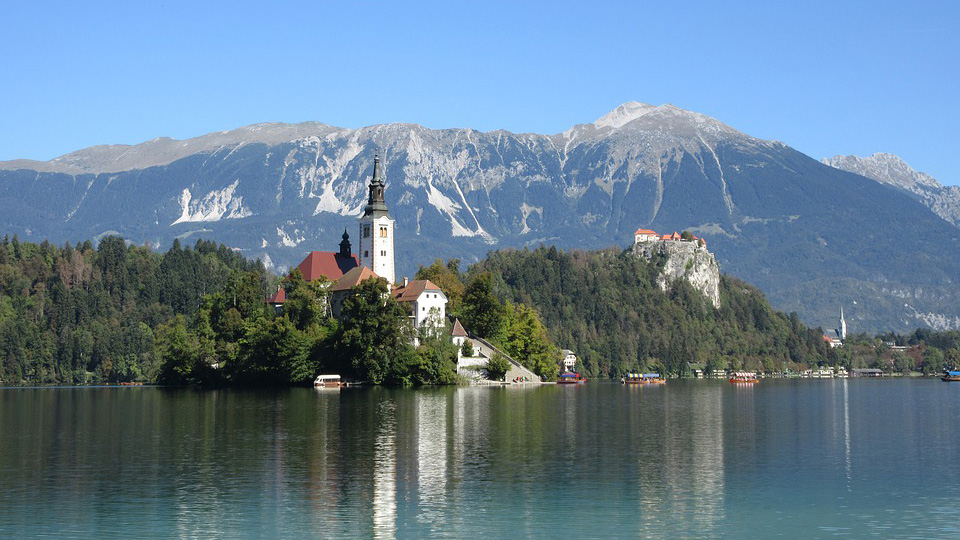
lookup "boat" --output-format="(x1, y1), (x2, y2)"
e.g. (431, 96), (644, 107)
(558, 372), (587, 384)
(942, 370), (960, 382)
(622, 372), (666, 385)
(729, 371), (759, 384)
(314, 374), (345, 388)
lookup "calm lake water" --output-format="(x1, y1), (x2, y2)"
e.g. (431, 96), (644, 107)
(2, 379), (960, 539)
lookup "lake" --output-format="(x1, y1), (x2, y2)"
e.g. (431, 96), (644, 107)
(2, 379), (960, 539)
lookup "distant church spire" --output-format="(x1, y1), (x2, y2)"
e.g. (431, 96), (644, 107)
(839, 306), (847, 341)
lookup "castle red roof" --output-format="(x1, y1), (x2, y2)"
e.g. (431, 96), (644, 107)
(635, 228), (658, 236)
(297, 251), (359, 282)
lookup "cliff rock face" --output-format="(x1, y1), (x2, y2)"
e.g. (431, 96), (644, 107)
(631, 240), (720, 307)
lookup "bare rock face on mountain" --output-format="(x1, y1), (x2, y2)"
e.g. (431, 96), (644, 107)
(823, 153), (960, 227)
(631, 238), (721, 308)
(2, 103), (960, 333)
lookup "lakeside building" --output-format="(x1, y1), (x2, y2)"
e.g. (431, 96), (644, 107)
(559, 349), (577, 373)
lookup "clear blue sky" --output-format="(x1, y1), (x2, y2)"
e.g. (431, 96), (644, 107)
(3, 0), (958, 184)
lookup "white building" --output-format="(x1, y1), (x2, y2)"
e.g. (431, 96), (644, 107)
(358, 153), (396, 285)
(392, 278), (448, 335)
(634, 228), (660, 243)
(559, 349), (578, 372)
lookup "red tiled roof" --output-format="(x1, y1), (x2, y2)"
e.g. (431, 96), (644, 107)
(332, 266), (381, 292)
(451, 318), (468, 337)
(267, 287), (286, 304)
(297, 251), (359, 282)
(634, 229), (658, 235)
(391, 279), (442, 303)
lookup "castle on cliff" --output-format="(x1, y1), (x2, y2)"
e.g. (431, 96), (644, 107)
(631, 227), (720, 308)
(634, 228), (707, 247)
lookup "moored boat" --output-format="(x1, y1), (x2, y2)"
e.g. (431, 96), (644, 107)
(942, 370), (960, 382)
(729, 371), (759, 384)
(314, 374), (345, 388)
(622, 372), (666, 385)
(558, 372), (587, 384)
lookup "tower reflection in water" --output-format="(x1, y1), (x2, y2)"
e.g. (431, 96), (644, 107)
(372, 399), (397, 539)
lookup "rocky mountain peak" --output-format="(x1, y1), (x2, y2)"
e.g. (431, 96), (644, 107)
(823, 152), (960, 229)
(593, 102), (660, 128)
(592, 102), (745, 141)
(822, 152), (941, 191)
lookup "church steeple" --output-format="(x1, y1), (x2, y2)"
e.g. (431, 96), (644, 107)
(357, 150), (396, 284)
(363, 152), (389, 218)
(839, 306), (847, 341)
(338, 229), (351, 257)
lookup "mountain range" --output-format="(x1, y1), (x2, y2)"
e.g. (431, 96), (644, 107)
(1, 102), (958, 333)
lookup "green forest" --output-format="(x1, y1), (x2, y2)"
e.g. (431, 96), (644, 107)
(0, 235), (466, 386)
(1, 236), (957, 386)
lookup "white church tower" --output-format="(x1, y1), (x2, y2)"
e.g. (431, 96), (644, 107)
(839, 306), (847, 341)
(358, 153), (395, 285)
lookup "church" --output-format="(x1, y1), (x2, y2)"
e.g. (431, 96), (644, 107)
(269, 153), (448, 334)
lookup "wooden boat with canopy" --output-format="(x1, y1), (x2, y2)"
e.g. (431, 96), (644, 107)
(622, 373), (666, 385)
(729, 371), (759, 384)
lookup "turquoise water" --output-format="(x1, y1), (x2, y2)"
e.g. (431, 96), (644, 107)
(1, 379), (960, 539)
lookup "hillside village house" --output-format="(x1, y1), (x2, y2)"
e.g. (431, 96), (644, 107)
(270, 153), (447, 335)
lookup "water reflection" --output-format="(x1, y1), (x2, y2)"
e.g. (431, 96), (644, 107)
(307, 388), (341, 532)
(689, 384), (725, 537)
(842, 379), (851, 491)
(372, 399), (397, 539)
(414, 391), (448, 533)
(5, 382), (960, 539)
